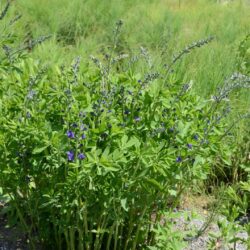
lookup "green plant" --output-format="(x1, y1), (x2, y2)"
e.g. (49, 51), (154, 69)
(207, 184), (250, 250)
(0, 3), (250, 249)
(147, 211), (189, 250)
(237, 34), (250, 74)
(208, 216), (246, 250)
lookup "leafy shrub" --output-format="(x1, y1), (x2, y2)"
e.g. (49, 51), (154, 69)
(147, 211), (189, 250)
(237, 34), (250, 75)
(216, 131), (250, 185)
(0, 8), (249, 250)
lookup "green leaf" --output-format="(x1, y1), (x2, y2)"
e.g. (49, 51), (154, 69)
(178, 121), (192, 138)
(28, 181), (36, 189)
(112, 149), (123, 161)
(168, 189), (177, 196)
(124, 136), (141, 149)
(121, 198), (128, 211)
(121, 134), (128, 147)
(32, 145), (49, 154)
(144, 178), (164, 191)
(194, 155), (204, 167)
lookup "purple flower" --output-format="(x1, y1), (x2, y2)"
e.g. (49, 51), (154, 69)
(169, 127), (174, 132)
(65, 89), (71, 95)
(202, 139), (209, 145)
(71, 123), (78, 128)
(134, 117), (141, 122)
(67, 130), (75, 139)
(78, 153), (86, 160)
(80, 124), (87, 131)
(176, 156), (182, 163)
(124, 109), (130, 115)
(25, 176), (31, 183)
(26, 112), (31, 118)
(67, 151), (74, 161)
(81, 134), (86, 139)
(187, 143), (192, 149)
(27, 90), (36, 100)
(193, 134), (199, 141)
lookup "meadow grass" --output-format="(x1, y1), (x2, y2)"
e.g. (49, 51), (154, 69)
(12, 0), (249, 91)
(8, 0), (248, 176)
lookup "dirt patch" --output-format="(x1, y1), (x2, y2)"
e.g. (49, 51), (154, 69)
(0, 215), (29, 250)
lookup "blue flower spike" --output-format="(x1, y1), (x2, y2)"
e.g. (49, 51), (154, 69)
(67, 151), (74, 161)
(78, 153), (86, 160)
(194, 134), (199, 141)
(67, 130), (75, 139)
(134, 117), (141, 122)
(176, 156), (182, 163)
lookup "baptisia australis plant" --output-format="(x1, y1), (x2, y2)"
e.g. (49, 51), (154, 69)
(0, 16), (249, 250)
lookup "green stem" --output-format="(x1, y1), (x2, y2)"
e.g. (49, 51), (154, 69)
(132, 205), (147, 250)
(53, 223), (60, 248)
(94, 214), (107, 250)
(69, 227), (75, 250)
(98, 217), (109, 250)
(106, 222), (115, 250)
(65, 230), (70, 250)
(118, 222), (124, 250)
(114, 222), (119, 250)
(124, 210), (135, 250)
(77, 216), (84, 250)
(11, 197), (36, 249)
(83, 207), (89, 250)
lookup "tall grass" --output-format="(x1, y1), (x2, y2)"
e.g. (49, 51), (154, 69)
(12, 0), (250, 98)
(4, 0), (250, 170)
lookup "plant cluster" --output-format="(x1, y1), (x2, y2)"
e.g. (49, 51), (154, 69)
(0, 3), (249, 250)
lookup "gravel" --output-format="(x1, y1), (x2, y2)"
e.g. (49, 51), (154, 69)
(171, 209), (249, 250)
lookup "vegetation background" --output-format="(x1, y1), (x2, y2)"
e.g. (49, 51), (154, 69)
(10, 0), (249, 92)
(11, 0), (249, 160)
(0, 0), (249, 249)
(10, 0), (250, 136)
